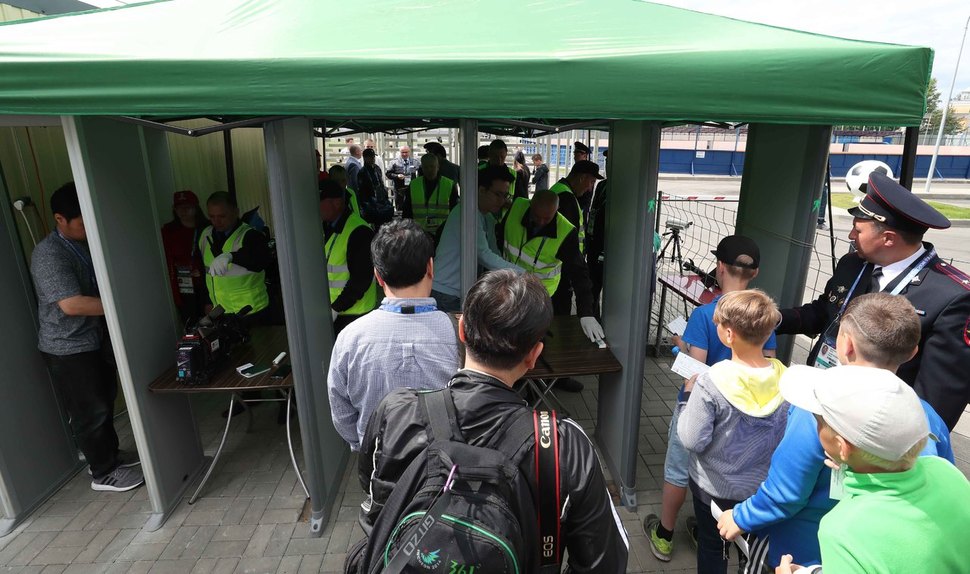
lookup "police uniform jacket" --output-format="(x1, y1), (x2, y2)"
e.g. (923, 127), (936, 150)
(778, 243), (970, 430)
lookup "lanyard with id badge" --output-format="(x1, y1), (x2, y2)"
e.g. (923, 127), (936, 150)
(815, 248), (936, 370)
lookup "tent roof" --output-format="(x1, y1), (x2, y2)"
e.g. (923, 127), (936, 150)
(0, 0), (933, 126)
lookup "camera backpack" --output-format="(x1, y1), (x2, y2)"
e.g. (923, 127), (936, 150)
(348, 388), (562, 574)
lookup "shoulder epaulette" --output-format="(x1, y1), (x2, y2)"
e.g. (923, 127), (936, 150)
(934, 261), (970, 291)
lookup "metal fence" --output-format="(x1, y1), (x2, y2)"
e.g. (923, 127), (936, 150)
(648, 193), (970, 356)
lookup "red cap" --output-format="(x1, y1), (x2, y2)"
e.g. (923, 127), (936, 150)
(173, 190), (198, 207)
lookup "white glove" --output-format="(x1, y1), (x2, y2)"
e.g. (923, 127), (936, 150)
(580, 316), (605, 343)
(209, 253), (232, 276)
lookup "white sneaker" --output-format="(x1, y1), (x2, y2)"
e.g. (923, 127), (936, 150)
(91, 465), (145, 492)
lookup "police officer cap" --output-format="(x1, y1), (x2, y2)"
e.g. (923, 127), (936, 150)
(423, 141), (446, 157)
(848, 172), (950, 234)
(573, 141), (591, 155)
(570, 160), (604, 180)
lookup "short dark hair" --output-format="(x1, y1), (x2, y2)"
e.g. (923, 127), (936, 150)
(206, 191), (237, 209)
(489, 139), (507, 151)
(462, 270), (553, 370)
(363, 148), (376, 158)
(370, 219), (434, 288)
(477, 145), (490, 160)
(50, 182), (81, 221)
(841, 293), (920, 369)
(479, 164), (515, 189)
(872, 220), (924, 247)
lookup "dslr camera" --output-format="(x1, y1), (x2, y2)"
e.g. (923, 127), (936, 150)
(176, 305), (251, 384)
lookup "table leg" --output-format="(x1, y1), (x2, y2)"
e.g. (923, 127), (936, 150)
(530, 378), (571, 418)
(285, 389), (310, 499)
(189, 393), (237, 504)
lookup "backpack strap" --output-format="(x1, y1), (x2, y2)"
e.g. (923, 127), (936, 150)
(533, 410), (562, 570)
(420, 389), (463, 443)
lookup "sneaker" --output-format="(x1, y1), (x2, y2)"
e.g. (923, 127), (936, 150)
(87, 450), (141, 476)
(817, 222), (828, 230)
(686, 515), (698, 550)
(91, 465), (145, 492)
(642, 513), (673, 562)
(555, 378), (584, 392)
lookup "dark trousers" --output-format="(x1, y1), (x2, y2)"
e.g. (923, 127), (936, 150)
(691, 486), (742, 574)
(589, 256), (604, 317)
(43, 350), (120, 478)
(334, 314), (366, 335)
(550, 284), (573, 316)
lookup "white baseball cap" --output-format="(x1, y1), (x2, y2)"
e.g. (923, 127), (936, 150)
(780, 365), (930, 461)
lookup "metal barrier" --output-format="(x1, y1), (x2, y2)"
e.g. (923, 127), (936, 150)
(649, 194), (970, 355)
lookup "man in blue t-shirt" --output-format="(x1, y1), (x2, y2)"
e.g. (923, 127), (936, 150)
(644, 235), (776, 562)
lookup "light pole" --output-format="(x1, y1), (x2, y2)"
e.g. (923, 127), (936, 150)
(925, 14), (970, 193)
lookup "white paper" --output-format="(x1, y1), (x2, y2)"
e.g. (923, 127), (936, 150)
(710, 501), (750, 557)
(670, 352), (710, 379)
(666, 316), (688, 336)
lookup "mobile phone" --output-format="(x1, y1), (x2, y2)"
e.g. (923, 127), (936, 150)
(271, 364), (292, 379)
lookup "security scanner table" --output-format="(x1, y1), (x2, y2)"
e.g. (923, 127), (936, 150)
(149, 326), (308, 503)
(523, 316), (622, 414)
(651, 273), (722, 356)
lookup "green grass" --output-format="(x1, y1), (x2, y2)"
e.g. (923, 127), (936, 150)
(829, 193), (970, 220)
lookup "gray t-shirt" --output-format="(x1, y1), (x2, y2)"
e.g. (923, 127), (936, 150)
(30, 232), (104, 355)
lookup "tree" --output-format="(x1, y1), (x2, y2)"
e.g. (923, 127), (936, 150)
(923, 78), (962, 136)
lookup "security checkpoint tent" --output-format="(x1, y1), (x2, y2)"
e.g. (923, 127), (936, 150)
(0, 0), (931, 535)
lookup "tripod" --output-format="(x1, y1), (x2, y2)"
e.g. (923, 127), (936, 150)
(658, 227), (687, 275)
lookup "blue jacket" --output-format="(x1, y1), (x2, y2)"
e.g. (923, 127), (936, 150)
(732, 402), (953, 567)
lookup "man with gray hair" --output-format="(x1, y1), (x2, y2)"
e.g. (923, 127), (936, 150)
(775, 365), (970, 573)
(357, 270), (629, 572)
(344, 144), (363, 191)
(385, 145), (419, 209)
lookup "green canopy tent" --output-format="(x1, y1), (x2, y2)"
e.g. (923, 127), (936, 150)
(0, 0), (930, 124)
(0, 0), (932, 536)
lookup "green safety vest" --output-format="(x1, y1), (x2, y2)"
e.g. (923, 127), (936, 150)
(324, 211), (378, 316)
(550, 180), (585, 253)
(408, 176), (454, 233)
(199, 223), (269, 315)
(502, 197), (574, 295)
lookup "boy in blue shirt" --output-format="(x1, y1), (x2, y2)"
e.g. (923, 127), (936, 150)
(644, 235), (776, 562)
(715, 292), (953, 568)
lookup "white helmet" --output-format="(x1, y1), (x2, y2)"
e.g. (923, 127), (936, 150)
(845, 161), (893, 202)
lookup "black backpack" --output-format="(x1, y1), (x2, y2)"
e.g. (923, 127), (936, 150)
(348, 388), (562, 574)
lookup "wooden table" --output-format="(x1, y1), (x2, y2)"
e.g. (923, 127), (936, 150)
(149, 326), (307, 503)
(522, 316), (622, 413)
(651, 273), (722, 356)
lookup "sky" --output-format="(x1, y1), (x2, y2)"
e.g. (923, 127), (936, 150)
(655, 0), (970, 101)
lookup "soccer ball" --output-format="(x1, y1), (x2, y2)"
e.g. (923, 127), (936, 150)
(844, 161), (893, 201)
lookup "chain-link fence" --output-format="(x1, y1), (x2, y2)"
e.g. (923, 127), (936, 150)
(648, 193), (970, 356)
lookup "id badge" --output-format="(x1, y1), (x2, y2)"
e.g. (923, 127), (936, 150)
(829, 463), (848, 500)
(176, 266), (194, 295)
(404, 175), (412, 185)
(814, 338), (841, 370)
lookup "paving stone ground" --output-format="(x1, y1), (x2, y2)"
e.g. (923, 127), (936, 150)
(1, 355), (967, 574)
